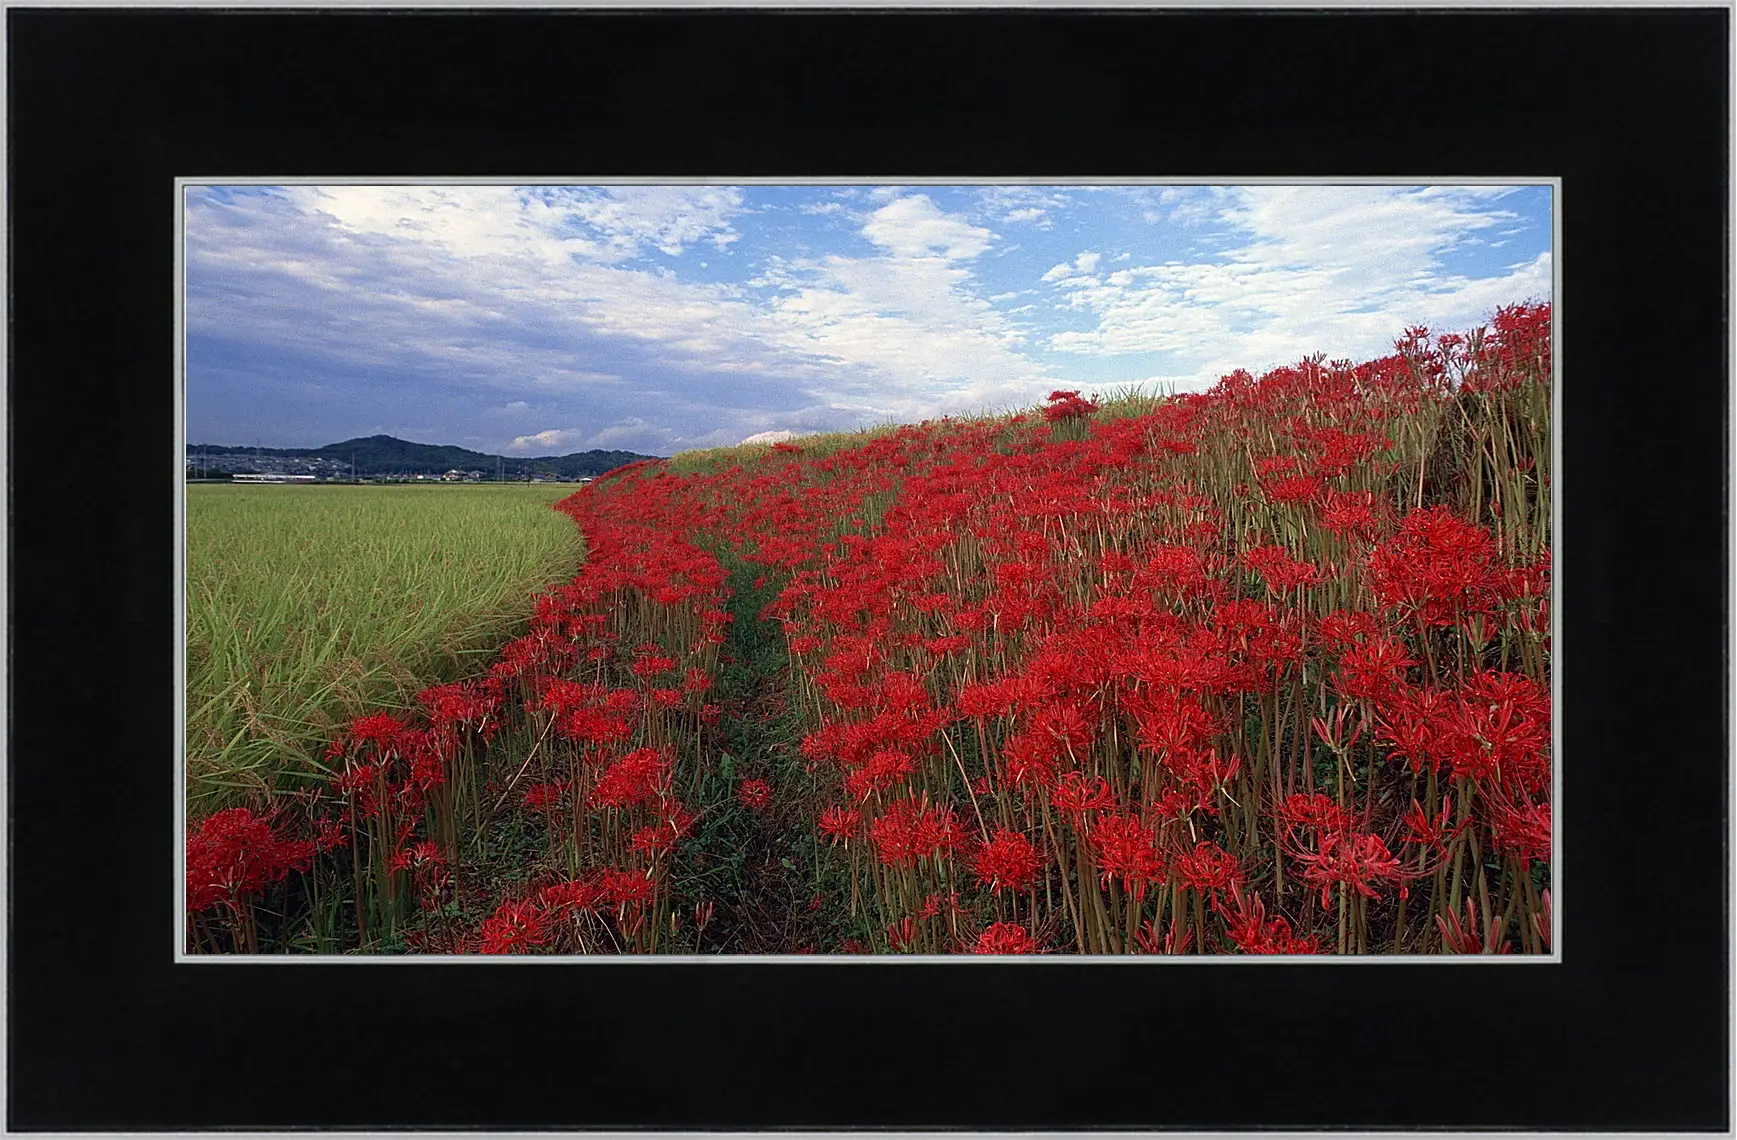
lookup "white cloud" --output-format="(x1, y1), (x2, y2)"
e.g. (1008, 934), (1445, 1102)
(1044, 186), (1550, 383)
(739, 429), (802, 445)
(509, 428), (588, 453)
(548, 185), (745, 256)
(507, 418), (681, 455)
(974, 186), (1071, 230)
(749, 248), (1054, 420)
(585, 417), (682, 453)
(860, 195), (995, 261)
(296, 184), (744, 266)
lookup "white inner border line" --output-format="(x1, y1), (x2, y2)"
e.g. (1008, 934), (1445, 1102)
(175, 175), (1561, 964)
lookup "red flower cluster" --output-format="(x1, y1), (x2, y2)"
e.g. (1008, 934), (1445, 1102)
(186, 808), (316, 915)
(972, 829), (1041, 892)
(1042, 389), (1100, 423)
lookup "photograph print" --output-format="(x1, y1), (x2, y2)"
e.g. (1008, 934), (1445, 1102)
(182, 180), (1555, 959)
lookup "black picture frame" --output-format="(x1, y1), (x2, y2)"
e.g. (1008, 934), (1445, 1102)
(8, 6), (1727, 1132)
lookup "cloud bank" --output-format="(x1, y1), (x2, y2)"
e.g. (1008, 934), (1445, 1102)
(185, 183), (1552, 454)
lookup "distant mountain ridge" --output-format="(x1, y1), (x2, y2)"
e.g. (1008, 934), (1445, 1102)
(186, 434), (660, 478)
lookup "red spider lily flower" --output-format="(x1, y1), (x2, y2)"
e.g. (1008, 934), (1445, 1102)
(1369, 506), (1501, 626)
(1436, 670), (1551, 789)
(1277, 793), (1352, 834)
(843, 748), (916, 800)
(522, 780), (570, 813)
(737, 778), (773, 810)
(1098, 551), (1137, 576)
(1310, 703), (1365, 754)
(1374, 686), (1454, 775)
(1316, 609), (1381, 654)
(1291, 831), (1409, 909)
(629, 822), (682, 858)
(869, 797), (958, 868)
(185, 807), (317, 915)
(629, 801), (696, 859)
(1532, 889), (1553, 952)
(1399, 796), (1460, 855)
(1334, 634), (1417, 704)
(478, 899), (550, 955)
(973, 922), (1040, 954)
(312, 817), (348, 854)
(1175, 841), (1242, 896)
(331, 763), (384, 818)
(1000, 728), (1061, 796)
(1487, 796), (1551, 869)
(1176, 747), (1242, 810)
(1148, 788), (1195, 826)
(386, 839), (445, 876)
(387, 841), (450, 907)
(630, 647), (678, 680)
(1087, 812), (1165, 897)
(539, 878), (606, 913)
(1318, 490), (1384, 541)
(817, 804), (862, 844)
(1242, 544), (1324, 593)
(596, 868), (657, 907)
(1214, 884), (1319, 955)
(1435, 896), (1511, 955)
(972, 829), (1042, 893)
(345, 711), (408, 749)
(1134, 918), (1192, 956)
(417, 681), (501, 739)
(1042, 390), (1100, 422)
(1261, 473), (1329, 508)
(886, 916), (922, 952)
(401, 729), (450, 792)
(591, 747), (673, 809)
(1033, 700), (1097, 757)
(1049, 771), (1115, 818)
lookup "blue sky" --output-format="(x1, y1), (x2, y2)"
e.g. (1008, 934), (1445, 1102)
(184, 182), (1552, 457)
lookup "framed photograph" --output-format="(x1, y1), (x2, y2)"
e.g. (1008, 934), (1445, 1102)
(8, 5), (1727, 1133)
(176, 175), (1559, 964)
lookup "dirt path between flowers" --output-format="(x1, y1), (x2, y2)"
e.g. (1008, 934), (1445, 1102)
(675, 569), (829, 955)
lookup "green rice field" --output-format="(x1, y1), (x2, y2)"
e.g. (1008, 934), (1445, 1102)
(184, 483), (583, 817)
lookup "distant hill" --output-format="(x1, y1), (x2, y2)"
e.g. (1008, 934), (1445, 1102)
(186, 435), (659, 478)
